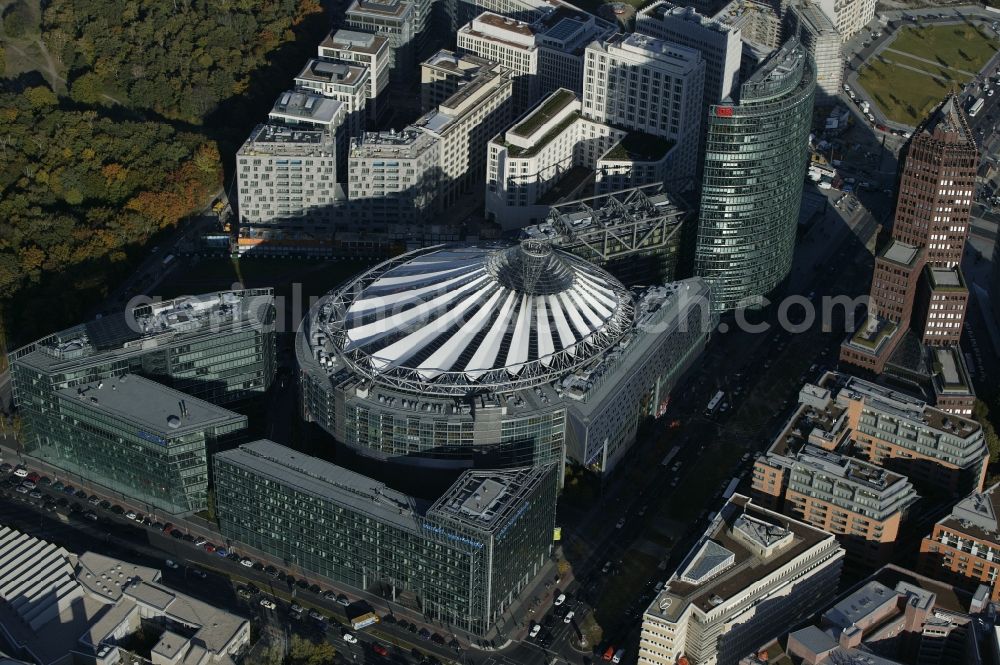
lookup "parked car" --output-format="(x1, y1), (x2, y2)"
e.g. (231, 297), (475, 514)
(125, 511), (137, 520)
(165, 559), (180, 570)
(88, 495), (101, 505)
(237, 587), (253, 599)
(203, 543), (217, 553)
(336, 593), (350, 606)
(240, 558), (254, 568)
(343, 633), (358, 644)
(564, 611), (575, 624)
(84, 511), (98, 521)
(12, 466), (27, 478)
(191, 568), (207, 579)
(372, 644), (388, 656)
(554, 593), (566, 606)
(215, 548), (229, 557)
(260, 599), (276, 610)
(170, 529), (183, 539)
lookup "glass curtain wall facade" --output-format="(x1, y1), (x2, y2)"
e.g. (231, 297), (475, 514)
(695, 39), (816, 312)
(10, 290), (276, 456)
(54, 376), (247, 515)
(214, 440), (557, 636)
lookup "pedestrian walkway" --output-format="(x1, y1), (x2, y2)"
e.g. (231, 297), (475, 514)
(883, 48), (978, 77)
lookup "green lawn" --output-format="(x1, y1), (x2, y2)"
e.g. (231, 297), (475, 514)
(891, 23), (999, 72)
(858, 23), (999, 125)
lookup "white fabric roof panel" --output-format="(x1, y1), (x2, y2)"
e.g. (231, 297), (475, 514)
(326, 243), (634, 391)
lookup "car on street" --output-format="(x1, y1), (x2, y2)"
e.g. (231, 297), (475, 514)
(237, 587), (253, 599)
(84, 511), (98, 521)
(529, 624), (541, 638)
(337, 593), (350, 606)
(12, 467), (27, 478)
(165, 559), (179, 570)
(372, 644), (388, 656)
(260, 599), (276, 610)
(14, 486), (28, 495)
(343, 633), (358, 644)
(215, 548), (228, 557)
(28, 490), (42, 499)
(191, 569), (207, 579)
(125, 511), (137, 520)
(418, 628), (431, 640)
(554, 593), (566, 606)
(615, 517), (626, 529)
(601, 561), (612, 574)
(240, 558), (254, 568)
(564, 611), (575, 624)
(88, 495), (101, 505)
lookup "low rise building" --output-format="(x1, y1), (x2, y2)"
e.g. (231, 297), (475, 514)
(748, 565), (988, 665)
(920, 483), (1000, 603)
(638, 494), (844, 665)
(214, 439), (557, 638)
(0, 526), (249, 665)
(318, 30), (391, 122)
(752, 445), (918, 570)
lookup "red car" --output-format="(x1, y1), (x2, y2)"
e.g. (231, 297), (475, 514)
(26, 472), (40, 483)
(161, 522), (173, 532)
(372, 644), (388, 657)
(203, 543), (216, 553)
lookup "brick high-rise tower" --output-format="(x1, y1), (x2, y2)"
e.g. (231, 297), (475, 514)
(841, 96), (978, 387)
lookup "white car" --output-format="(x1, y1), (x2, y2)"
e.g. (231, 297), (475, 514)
(164, 559), (179, 570)
(259, 599), (276, 610)
(343, 633), (358, 644)
(615, 518), (626, 529)
(563, 611), (575, 624)
(554, 593), (566, 606)
(13, 468), (27, 478)
(240, 558), (254, 568)
(125, 511), (137, 520)
(529, 624), (542, 638)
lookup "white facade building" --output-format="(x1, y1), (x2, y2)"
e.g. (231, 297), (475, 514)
(344, 0), (419, 78)
(318, 29), (391, 122)
(636, 2), (742, 107)
(420, 49), (499, 112)
(236, 124), (341, 226)
(814, 0), (876, 42)
(486, 89), (624, 228)
(458, 13), (540, 112)
(583, 34), (705, 182)
(413, 58), (513, 207)
(294, 59), (369, 141)
(639, 495), (844, 665)
(348, 129), (442, 230)
(785, 0), (843, 99)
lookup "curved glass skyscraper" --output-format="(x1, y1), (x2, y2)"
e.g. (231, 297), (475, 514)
(695, 38), (815, 312)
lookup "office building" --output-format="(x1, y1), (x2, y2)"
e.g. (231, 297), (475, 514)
(0, 526), (249, 665)
(296, 242), (711, 477)
(752, 445), (918, 569)
(344, 0), (419, 79)
(814, 0), (876, 42)
(448, 0), (568, 33)
(457, 9), (615, 113)
(237, 122), (341, 226)
(411, 54), (513, 207)
(785, 0), (842, 100)
(841, 97), (978, 373)
(318, 30), (391, 122)
(758, 372), (987, 498)
(715, 0), (786, 50)
(294, 59), (369, 141)
(750, 565), (988, 665)
(419, 49), (498, 112)
(521, 183), (690, 286)
(991, 240), (1000, 333)
(694, 38), (815, 312)
(214, 440), (557, 637)
(637, 494), (844, 665)
(55, 374), (246, 515)
(920, 483), (1000, 602)
(636, 2), (742, 109)
(457, 13), (540, 112)
(583, 33), (705, 182)
(485, 89), (625, 228)
(10, 290), (275, 498)
(347, 129), (442, 231)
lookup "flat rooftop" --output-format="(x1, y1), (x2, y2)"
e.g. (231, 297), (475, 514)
(346, 0), (411, 18)
(13, 290), (273, 373)
(216, 440), (428, 532)
(322, 28), (388, 54)
(476, 11), (536, 37)
(57, 374), (245, 439)
(935, 482), (1000, 544)
(429, 466), (552, 533)
(639, 1), (735, 35)
(927, 265), (966, 290)
(646, 495), (833, 623)
(296, 59), (366, 86)
(269, 90), (344, 126)
(883, 239), (921, 267)
(510, 88), (576, 138)
(350, 129), (437, 158)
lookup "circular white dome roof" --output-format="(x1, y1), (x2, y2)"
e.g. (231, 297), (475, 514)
(319, 242), (634, 395)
